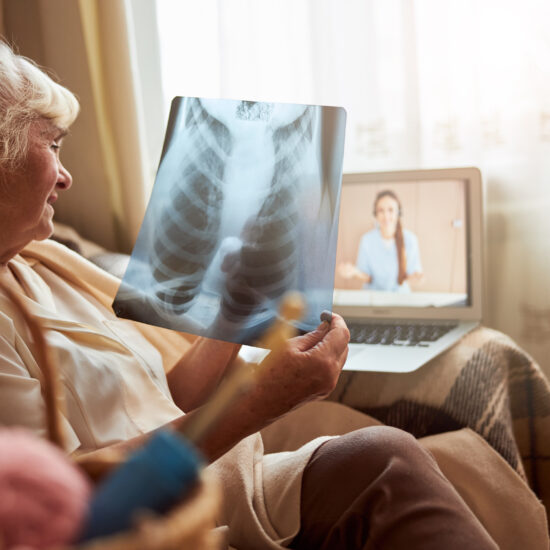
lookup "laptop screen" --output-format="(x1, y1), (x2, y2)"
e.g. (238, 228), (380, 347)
(334, 172), (473, 309)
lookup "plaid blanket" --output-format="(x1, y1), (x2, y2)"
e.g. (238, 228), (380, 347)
(328, 326), (550, 515)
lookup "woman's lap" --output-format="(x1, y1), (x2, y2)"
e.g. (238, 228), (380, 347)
(291, 426), (498, 550)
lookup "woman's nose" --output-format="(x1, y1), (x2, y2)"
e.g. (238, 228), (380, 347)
(57, 162), (73, 190)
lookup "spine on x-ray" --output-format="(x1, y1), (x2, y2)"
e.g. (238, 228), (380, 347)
(151, 99), (232, 316)
(221, 107), (314, 322)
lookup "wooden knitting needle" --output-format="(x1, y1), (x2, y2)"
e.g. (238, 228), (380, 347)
(180, 292), (305, 446)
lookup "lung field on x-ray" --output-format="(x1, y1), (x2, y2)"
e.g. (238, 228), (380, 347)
(150, 99), (233, 314)
(221, 107), (313, 322)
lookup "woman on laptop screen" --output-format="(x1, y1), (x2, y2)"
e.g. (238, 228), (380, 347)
(339, 190), (423, 292)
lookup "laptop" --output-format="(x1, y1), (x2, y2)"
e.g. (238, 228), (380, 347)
(334, 167), (484, 373)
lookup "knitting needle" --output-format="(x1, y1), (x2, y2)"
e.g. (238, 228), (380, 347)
(179, 292), (305, 446)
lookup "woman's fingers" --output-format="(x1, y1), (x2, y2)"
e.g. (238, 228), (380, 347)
(313, 314), (350, 354)
(291, 321), (331, 352)
(246, 315), (351, 423)
(283, 314), (350, 395)
(291, 314), (349, 354)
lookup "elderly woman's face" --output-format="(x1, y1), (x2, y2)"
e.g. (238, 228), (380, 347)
(0, 119), (72, 253)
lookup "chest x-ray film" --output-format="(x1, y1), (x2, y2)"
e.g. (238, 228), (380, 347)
(113, 97), (346, 345)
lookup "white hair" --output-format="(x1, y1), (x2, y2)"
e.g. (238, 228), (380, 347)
(0, 41), (79, 170)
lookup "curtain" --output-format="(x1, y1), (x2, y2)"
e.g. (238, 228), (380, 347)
(76, 0), (150, 252)
(154, 0), (550, 373)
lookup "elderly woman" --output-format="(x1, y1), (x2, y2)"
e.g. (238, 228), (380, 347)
(0, 41), (498, 549)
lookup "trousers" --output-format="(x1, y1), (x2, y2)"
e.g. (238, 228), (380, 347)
(291, 426), (498, 550)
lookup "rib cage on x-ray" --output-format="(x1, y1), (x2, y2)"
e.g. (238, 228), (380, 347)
(150, 99), (233, 316)
(112, 97), (346, 344)
(220, 107), (314, 322)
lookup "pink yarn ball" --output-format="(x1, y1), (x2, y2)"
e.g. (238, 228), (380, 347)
(0, 428), (92, 549)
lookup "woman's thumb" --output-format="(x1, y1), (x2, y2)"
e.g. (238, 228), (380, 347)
(292, 321), (330, 352)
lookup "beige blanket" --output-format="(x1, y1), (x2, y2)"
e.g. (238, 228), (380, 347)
(261, 401), (548, 550)
(280, 326), (550, 548)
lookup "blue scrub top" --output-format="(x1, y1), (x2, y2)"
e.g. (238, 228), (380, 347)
(356, 228), (422, 292)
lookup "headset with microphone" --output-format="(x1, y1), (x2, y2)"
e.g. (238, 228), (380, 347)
(373, 190), (403, 218)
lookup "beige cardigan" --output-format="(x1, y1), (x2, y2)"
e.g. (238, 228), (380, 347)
(1, 240), (547, 549)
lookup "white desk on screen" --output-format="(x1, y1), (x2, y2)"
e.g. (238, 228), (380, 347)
(332, 289), (468, 309)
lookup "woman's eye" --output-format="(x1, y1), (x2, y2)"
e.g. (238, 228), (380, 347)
(51, 143), (61, 151)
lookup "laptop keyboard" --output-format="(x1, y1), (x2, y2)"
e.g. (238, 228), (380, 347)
(347, 321), (458, 347)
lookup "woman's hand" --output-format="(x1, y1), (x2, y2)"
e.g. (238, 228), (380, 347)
(195, 314), (350, 461)
(254, 313), (350, 417)
(406, 271), (425, 285)
(338, 262), (371, 284)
